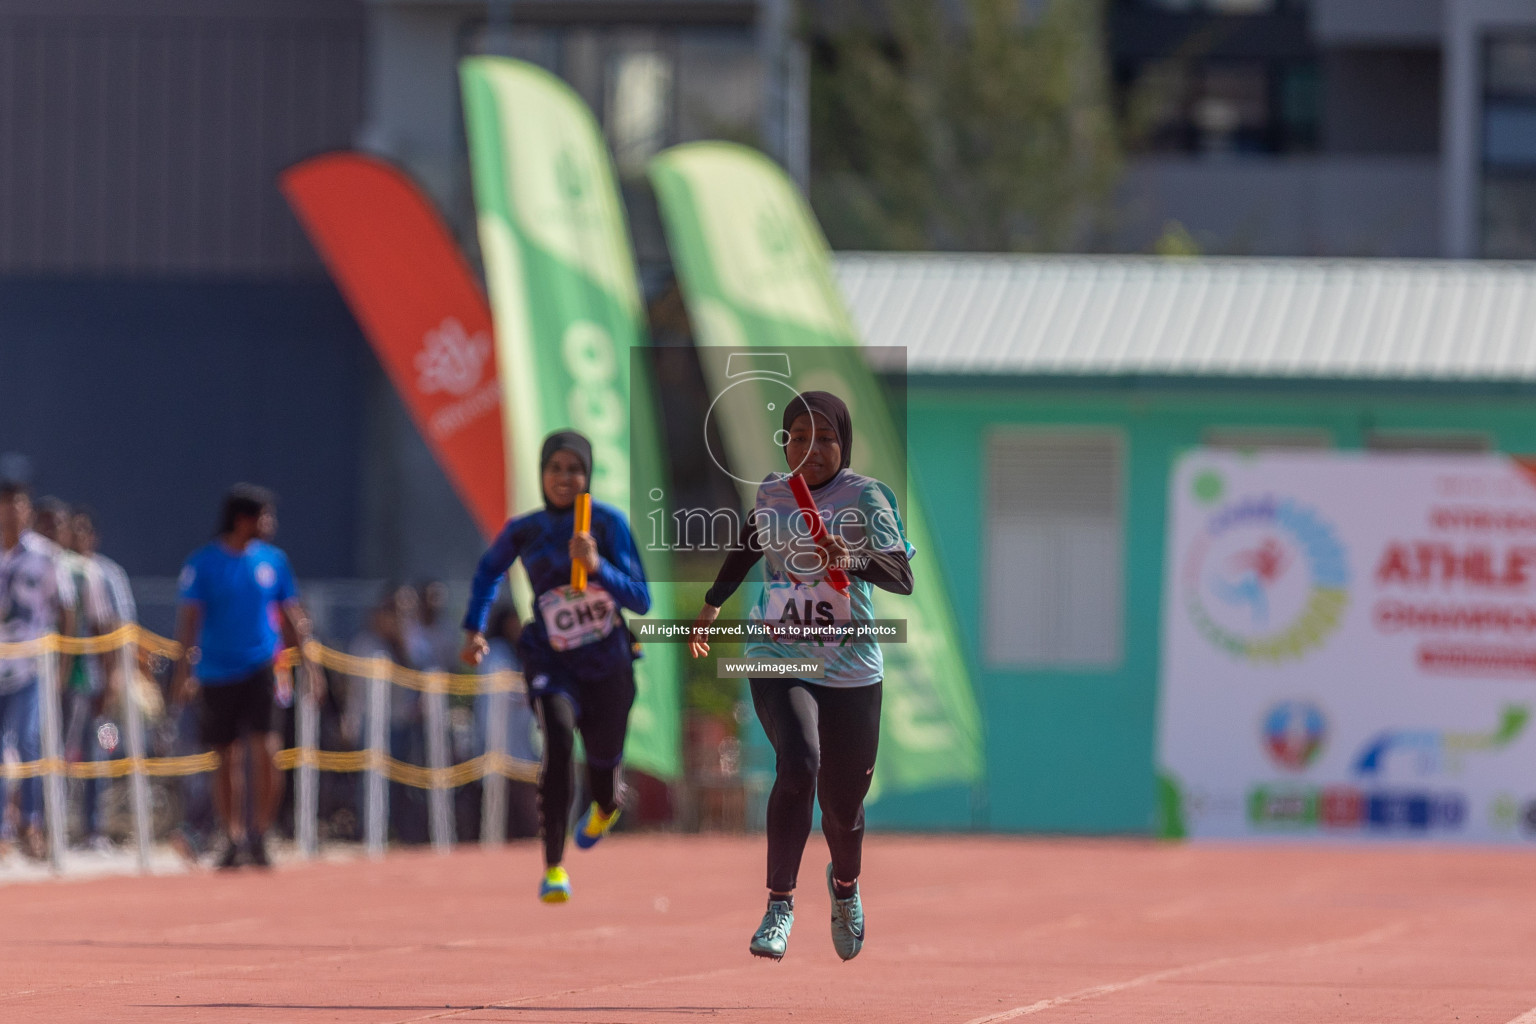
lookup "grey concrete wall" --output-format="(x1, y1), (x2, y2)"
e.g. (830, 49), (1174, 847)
(0, 279), (368, 578)
(1117, 155), (1441, 256)
(354, 360), (487, 584)
(1313, 0), (1442, 45)
(350, 1), (494, 583)
(357, 2), (467, 213)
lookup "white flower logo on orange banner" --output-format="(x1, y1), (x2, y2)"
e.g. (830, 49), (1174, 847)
(416, 317), (491, 397)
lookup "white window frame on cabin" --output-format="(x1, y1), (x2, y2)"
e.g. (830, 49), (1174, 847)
(1201, 427), (1333, 451)
(983, 428), (1125, 669)
(1365, 430), (1493, 453)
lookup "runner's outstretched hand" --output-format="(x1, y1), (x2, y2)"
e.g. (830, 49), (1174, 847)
(461, 630), (490, 667)
(690, 604), (720, 659)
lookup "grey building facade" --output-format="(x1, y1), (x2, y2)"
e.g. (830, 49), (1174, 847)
(359, 0), (804, 282)
(1110, 0), (1536, 258)
(0, 0), (375, 607)
(0, 0), (802, 637)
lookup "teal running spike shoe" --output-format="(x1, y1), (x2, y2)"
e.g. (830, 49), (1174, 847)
(574, 802), (620, 850)
(826, 863), (865, 961)
(539, 866), (571, 903)
(749, 900), (795, 961)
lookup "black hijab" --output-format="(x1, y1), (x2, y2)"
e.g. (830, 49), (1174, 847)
(781, 391), (853, 473)
(539, 430), (592, 511)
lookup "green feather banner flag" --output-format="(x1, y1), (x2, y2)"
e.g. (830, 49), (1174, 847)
(650, 142), (983, 796)
(461, 56), (681, 780)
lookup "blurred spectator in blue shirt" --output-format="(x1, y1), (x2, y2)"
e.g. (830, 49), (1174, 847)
(172, 484), (319, 869)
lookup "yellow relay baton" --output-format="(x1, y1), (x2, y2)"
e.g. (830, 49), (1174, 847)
(571, 491), (592, 592)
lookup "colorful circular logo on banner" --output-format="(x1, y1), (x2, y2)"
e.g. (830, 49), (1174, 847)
(1185, 490), (1349, 662)
(1263, 701), (1327, 770)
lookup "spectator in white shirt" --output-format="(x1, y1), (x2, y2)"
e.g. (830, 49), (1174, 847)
(0, 480), (77, 858)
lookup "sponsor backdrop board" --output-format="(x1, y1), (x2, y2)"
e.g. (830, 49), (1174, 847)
(1159, 450), (1536, 843)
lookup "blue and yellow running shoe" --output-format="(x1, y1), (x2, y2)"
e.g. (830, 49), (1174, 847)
(574, 802), (620, 850)
(826, 863), (864, 961)
(749, 900), (794, 961)
(539, 866), (571, 903)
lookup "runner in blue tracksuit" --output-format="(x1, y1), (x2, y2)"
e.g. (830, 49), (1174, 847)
(460, 430), (650, 903)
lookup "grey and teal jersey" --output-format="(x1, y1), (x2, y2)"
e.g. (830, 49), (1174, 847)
(744, 471), (913, 688)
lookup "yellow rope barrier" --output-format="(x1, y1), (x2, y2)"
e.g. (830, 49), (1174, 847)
(0, 630), (523, 696)
(0, 624), (140, 658)
(18, 749), (541, 785)
(0, 630), (539, 787)
(301, 642), (522, 696)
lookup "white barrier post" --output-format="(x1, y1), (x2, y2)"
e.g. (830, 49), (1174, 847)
(294, 658), (319, 860)
(365, 661), (388, 859)
(117, 635), (152, 872)
(480, 674), (508, 847)
(424, 675), (452, 854)
(37, 643), (66, 872)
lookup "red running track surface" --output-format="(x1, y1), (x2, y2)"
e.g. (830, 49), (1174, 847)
(4, 835), (1536, 1023)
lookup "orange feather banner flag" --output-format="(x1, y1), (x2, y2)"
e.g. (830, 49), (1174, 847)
(280, 152), (508, 538)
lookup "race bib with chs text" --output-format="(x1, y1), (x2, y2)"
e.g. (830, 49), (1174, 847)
(537, 583), (618, 652)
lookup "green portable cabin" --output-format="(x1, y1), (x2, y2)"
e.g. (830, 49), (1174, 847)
(830, 253), (1536, 833)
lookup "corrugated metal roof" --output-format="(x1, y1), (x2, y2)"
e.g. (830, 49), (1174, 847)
(831, 253), (1536, 380)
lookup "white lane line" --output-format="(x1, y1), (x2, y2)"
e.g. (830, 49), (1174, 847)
(1502, 1008), (1536, 1023)
(961, 920), (1412, 1024)
(395, 908), (1104, 1023)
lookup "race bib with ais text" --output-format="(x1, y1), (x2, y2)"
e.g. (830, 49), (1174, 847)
(761, 579), (853, 642)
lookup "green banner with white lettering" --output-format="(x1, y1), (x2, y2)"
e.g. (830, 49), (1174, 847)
(649, 141), (983, 795)
(461, 56), (681, 780)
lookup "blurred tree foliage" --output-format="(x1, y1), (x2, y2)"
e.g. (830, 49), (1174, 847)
(808, 0), (1121, 252)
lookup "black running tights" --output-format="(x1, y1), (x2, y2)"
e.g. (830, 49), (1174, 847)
(749, 677), (882, 894)
(534, 687), (629, 868)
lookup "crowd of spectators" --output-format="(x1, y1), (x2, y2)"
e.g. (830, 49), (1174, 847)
(323, 578), (539, 849)
(0, 476), (539, 865)
(0, 481), (134, 858)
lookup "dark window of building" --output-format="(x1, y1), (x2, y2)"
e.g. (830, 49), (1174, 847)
(1486, 107), (1536, 166)
(1488, 33), (1536, 95)
(1122, 0), (1305, 12)
(1320, 49), (1440, 156)
(1121, 57), (1320, 154)
(1481, 33), (1536, 257)
(1112, 0), (1318, 155)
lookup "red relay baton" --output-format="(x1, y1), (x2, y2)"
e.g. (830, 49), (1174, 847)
(788, 473), (850, 595)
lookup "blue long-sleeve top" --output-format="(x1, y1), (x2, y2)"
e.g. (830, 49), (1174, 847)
(463, 499), (651, 679)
